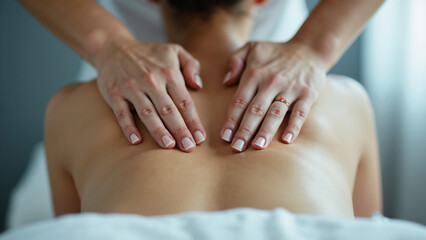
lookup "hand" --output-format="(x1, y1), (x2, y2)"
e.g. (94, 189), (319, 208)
(221, 40), (327, 152)
(96, 38), (206, 152)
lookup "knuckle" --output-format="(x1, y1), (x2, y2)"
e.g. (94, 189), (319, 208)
(124, 78), (138, 90)
(268, 73), (284, 86)
(107, 85), (120, 97)
(153, 127), (167, 137)
(185, 119), (199, 129)
(168, 77), (182, 86)
(162, 66), (178, 79)
(116, 109), (127, 122)
(123, 125), (134, 134)
(302, 86), (317, 99)
(238, 127), (253, 137)
(231, 97), (248, 109)
(294, 108), (307, 119)
(288, 125), (300, 134)
(247, 104), (265, 117)
(268, 108), (284, 119)
(247, 67), (263, 78)
(144, 72), (157, 87)
(177, 99), (193, 112)
(259, 127), (274, 136)
(160, 104), (177, 116)
(173, 125), (187, 135)
(140, 106), (156, 118)
(168, 43), (181, 52)
(226, 115), (239, 125)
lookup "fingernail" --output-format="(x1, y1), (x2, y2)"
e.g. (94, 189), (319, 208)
(194, 131), (205, 144)
(161, 135), (174, 147)
(130, 133), (140, 144)
(195, 75), (203, 88)
(254, 137), (266, 148)
(223, 71), (232, 84)
(222, 128), (233, 142)
(182, 137), (195, 150)
(283, 133), (293, 144)
(232, 139), (245, 152)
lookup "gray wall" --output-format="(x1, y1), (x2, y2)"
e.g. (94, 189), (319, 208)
(0, 0), (81, 232)
(0, 0), (361, 233)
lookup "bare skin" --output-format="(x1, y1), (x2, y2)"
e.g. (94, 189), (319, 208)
(45, 65), (381, 218)
(20, 0), (384, 151)
(44, 1), (382, 219)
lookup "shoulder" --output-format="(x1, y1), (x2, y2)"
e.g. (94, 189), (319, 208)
(45, 80), (102, 128)
(310, 74), (376, 149)
(323, 74), (377, 154)
(326, 74), (374, 117)
(46, 80), (98, 116)
(326, 75), (369, 100)
(45, 79), (102, 134)
(44, 80), (101, 161)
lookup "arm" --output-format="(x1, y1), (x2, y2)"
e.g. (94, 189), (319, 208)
(17, 0), (132, 68)
(222, 0), (384, 152)
(46, 153), (80, 216)
(352, 88), (382, 217)
(45, 84), (82, 216)
(292, 0), (385, 71)
(19, 0), (206, 152)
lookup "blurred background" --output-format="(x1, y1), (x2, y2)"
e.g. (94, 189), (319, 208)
(0, 0), (425, 233)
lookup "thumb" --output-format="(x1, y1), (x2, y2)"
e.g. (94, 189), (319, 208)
(223, 42), (252, 86)
(178, 47), (202, 89)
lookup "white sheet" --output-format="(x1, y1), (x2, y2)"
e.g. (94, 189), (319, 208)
(1, 207), (425, 240)
(6, 142), (54, 229)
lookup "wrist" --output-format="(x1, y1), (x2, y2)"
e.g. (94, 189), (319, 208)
(290, 32), (339, 71)
(85, 28), (137, 70)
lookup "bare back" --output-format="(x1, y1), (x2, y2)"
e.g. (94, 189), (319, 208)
(45, 69), (381, 218)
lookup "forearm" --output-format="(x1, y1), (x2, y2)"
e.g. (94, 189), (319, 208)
(18, 0), (135, 68)
(291, 0), (384, 71)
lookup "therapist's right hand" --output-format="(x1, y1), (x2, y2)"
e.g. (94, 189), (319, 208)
(95, 38), (206, 152)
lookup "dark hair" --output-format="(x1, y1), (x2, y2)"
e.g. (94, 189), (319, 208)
(166, 0), (244, 16)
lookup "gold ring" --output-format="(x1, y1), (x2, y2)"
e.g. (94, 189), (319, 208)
(274, 97), (291, 108)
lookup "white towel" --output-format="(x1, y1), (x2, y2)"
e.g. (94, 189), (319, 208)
(1, 207), (425, 240)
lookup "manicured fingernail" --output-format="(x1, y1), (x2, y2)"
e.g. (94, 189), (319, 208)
(194, 131), (205, 144)
(161, 135), (174, 147)
(283, 133), (293, 144)
(195, 75), (203, 88)
(182, 137), (195, 150)
(130, 133), (140, 144)
(222, 128), (233, 142)
(232, 139), (245, 152)
(223, 71), (232, 84)
(254, 137), (266, 148)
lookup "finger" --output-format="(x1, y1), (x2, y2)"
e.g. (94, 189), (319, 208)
(148, 90), (197, 152)
(178, 46), (203, 89)
(220, 81), (257, 143)
(167, 82), (206, 145)
(223, 42), (252, 86)
(109, 97), (142, 145)
(282, 96), (314, 144)
(252, 93), (296, 150)
(130, 92), (176, 149)
(231, 91), (276, 152)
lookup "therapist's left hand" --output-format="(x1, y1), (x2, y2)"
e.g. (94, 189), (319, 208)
(220, 40), (327, 152)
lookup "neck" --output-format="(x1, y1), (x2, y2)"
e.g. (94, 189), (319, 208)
(181, 23), (244, 62)
(162, 8), (253, 65)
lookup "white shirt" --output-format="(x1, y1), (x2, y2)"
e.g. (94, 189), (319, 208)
(77, 0), (308, 81)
